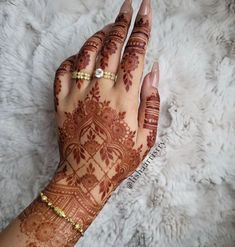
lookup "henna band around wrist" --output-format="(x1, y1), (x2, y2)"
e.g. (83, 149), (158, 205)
(40, 192), (84, 236)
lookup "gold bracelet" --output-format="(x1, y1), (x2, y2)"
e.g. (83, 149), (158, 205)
(40, 192), (84, 236)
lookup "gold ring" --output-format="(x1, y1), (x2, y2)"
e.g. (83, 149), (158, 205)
(72, 71), (91, 81)
(94, 68), (117, 81)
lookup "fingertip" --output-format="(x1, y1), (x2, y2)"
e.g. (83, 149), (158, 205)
(139, 0), (151, 15)
(120, 0), (133, 14)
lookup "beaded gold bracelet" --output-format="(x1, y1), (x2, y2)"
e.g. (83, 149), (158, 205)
(40, 192), (84, 236)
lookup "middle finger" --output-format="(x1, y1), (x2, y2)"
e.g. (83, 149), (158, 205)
(95, 0), (133, 84)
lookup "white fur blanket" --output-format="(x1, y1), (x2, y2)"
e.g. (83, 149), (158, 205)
(0, 0), (235, 246)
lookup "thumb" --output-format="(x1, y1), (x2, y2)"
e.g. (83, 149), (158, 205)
(137, 62), (160, 158)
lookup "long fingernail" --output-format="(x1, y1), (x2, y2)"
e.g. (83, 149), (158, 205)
(120, 0), (132, 13)
(151, 62), (159, 88)
(139, 0), (151, 15)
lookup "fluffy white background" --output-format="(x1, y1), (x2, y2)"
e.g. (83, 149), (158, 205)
(0, 0), (235, 246)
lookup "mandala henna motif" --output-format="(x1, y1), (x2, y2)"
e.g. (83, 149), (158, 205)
(19, 199), (80, 247)
(121, 16), (151, 91)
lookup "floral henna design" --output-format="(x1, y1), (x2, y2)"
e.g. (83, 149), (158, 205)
(121, 16), (151, 91)
(54, 56), (75, 112)
(56, 81), (143, 203)
(121, 52), (139, 91)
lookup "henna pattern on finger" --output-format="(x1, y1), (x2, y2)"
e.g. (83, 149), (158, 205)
(100, 40), (118, 69)
(143, 93), (160, 130)
(121, 16), (151, 91)
(99, 13), (130, 70)
(54, 56), (75, 112)
(121, 51), (139, 91)
(143, 92), (160, 158)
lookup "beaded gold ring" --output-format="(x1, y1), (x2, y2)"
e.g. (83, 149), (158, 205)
(72, 71), (91, 81)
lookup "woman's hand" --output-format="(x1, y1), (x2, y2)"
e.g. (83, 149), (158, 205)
(0, 0), (160, 246)
(52, 0), (159, 205)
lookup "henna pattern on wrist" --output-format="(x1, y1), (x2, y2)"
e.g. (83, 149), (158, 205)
(121, 16), (151, 91)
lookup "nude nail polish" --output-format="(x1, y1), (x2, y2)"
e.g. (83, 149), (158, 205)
(139, 0), (151, 15)
(120, 0), (132, 13)
(151, 62), (159, 88)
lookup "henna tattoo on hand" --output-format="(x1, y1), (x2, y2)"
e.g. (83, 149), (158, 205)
(56, 81), (142, 203)
(19, 82), (143, 246)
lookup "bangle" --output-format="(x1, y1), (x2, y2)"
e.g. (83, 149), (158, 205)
(40, 192), (84, 236)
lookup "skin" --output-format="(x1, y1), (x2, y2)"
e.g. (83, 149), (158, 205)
(0, 0), (160, 246)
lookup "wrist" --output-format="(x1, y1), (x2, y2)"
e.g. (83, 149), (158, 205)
(43, 176), (103, 233)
